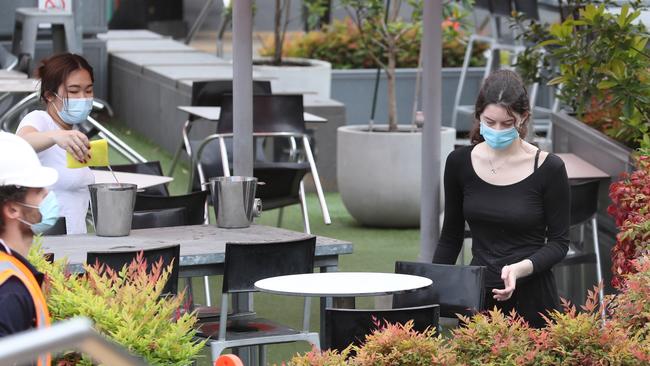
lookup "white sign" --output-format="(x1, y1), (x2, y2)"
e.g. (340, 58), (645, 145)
(38, 0), (72, 12)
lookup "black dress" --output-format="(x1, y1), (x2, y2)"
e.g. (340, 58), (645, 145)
(433, 145), (570, 328)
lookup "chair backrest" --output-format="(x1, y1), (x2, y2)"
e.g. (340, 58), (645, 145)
(134, 190), (208, 225)
(131, 207), (187, 230)
(218, 94), (306, 135)
(324, 305), (440, 352)
(86, 244), (180, 295)
(254, 162), (310, 209)
(222, 236), (316, 293)
(43, 217), (66, 236)
(191, 80), (272, 107)
(393, 261), (486, 318)
(95, 161), (168, 196)
(570, 179), (600, 226)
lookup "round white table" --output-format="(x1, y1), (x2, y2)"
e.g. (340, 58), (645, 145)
(254, 272), (432, 297)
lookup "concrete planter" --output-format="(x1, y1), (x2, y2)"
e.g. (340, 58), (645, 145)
(253, 57), (331, 102)
(551, 111), (634, 234)
(332, 67), (485, 132)
(337, 125), (456, 228)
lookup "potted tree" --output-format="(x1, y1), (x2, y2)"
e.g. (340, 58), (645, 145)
(264, 0), (486, 132)
(515, 2), (650, 234)
(516, 3), (650, 175)
(335, 0), (456, 227)
(252, 0), (332, 101)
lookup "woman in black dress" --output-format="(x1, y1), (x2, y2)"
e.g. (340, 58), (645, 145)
(433, 69), (570, 328)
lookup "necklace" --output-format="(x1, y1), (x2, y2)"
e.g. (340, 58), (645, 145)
(488, 153), (510, 174)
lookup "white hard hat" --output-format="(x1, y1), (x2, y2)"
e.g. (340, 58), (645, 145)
(0, 132), (58, 188)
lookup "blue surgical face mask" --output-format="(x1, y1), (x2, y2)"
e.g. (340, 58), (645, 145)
(53, 93), (93, 125)
(17, 191), (60, 235)
(480, 121), (520, 150)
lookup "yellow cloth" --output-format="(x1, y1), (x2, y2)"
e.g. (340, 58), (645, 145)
(66, 139), (109, 168)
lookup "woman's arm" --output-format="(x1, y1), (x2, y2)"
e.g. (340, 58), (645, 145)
(433, 151), (466, 264)
(17, 126), (90, 162)
(527, 160), (571, 273)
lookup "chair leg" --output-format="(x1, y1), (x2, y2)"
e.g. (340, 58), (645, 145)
(591, 217), (605, 312)
(451, 35), (476, 129)
(299, 181), (311, 234)
(306, 333), (321, 351)
(210, 342), (228, 364)
(277, 207), (284, 228)
(204, 276), (212, 307)
(302, 136), (331, 225)
(258, 345), (266, 366)
(170, 120), (192, 177)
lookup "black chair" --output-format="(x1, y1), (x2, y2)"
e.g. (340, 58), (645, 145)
(556, 178), (604, 308)
(393, 262), (486, 319)
(190, 94), (332, 233)
(95, 161), (169, 196)
(131, 207), (187, 230)
(168, 80), (272, 178)
(324, 305), (440, 352)
(199, 237), (320, 364)
(86, 244), (180, 296)
(134, 190), (208, 225)
(42, 217), (66, 236)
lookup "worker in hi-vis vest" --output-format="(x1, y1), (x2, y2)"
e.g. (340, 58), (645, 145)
(0, 132), (59, 366)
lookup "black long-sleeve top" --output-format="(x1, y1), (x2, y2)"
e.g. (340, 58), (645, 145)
(433, 145), (570, 287)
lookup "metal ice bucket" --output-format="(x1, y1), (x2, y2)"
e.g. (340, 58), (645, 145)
(206, 176), (262, 228)
(88, 183), (137, 237)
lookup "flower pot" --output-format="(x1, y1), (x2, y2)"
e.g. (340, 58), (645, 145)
(337, 125), (456, 228)
(253, 57), (331, 102)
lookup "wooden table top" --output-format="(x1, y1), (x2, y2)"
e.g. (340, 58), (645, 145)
(556, 153), (610, 180)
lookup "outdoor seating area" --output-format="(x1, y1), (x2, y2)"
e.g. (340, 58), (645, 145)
(0, 1), (649, 366)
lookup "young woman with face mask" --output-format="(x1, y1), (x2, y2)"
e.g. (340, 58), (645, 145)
(16, 53), (95, 235)
(433, 70), (570, 328)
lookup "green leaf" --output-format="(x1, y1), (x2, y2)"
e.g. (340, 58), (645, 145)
(538, 39), (560, 47)
(597, 80), (618, 89)
(548, 76), (566, 86)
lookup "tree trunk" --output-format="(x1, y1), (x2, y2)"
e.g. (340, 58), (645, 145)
(387, 50), (398, 132)
(274, 0), (282, 65)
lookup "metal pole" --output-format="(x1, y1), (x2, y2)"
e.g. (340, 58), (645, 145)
(230, 3), (256, 363)
(368, 0), (392, 131)
(419, 0), (442, 262)
(232, 0), (254, 177)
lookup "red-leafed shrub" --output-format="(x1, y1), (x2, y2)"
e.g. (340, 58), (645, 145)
(608, 152), (650, 288)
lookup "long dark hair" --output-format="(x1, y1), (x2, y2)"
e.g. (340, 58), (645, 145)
(469, 69), (530, 145)
(36, 53), (94, 103)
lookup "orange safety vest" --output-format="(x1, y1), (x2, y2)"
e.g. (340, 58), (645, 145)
(0, 251), (51, 366)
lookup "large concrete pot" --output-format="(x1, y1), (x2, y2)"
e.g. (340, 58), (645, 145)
(253, 57), (331, 102)
(337, 125), (456, 227)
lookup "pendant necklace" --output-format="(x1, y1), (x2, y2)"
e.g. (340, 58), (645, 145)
(488, 153), (510, 174)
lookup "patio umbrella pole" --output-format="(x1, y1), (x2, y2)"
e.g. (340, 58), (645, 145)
(232, 0), (254, 177)
(368, 0), (391, 132)
(419, 0), (442, 262)
(230, 1), (256, 363)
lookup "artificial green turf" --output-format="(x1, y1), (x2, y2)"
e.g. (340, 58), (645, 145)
(103, 121), (422, 365)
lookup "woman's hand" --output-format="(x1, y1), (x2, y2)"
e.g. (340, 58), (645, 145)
(492, 259), (533, 301)
(51, 130), (90, 163)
